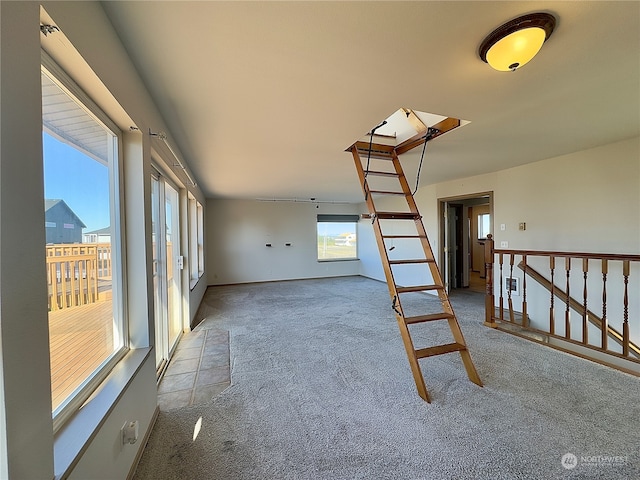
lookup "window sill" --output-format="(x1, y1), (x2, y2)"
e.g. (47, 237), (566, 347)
(189, 274), (204, 291)
(317, 258), (360, 263)
(53, 347), (152, 480)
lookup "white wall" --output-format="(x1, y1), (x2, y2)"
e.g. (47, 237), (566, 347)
(207, 199), (361, 285)
(0, 3), (55, 478)
(66, 358), (157, 480)
(434, 137), (640, 253)
(494, 137), (640, 253)
(0, 2), (208, 478)
(358, 183), (443, 285)
(359, 136), (640, 282)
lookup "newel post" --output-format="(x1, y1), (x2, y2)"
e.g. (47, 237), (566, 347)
(483, 234), (497, 327)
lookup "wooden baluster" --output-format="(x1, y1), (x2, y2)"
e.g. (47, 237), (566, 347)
(50, 262), (59, 311)
(582, 258), (588, 344)
(106, 245), (112, 278)
(549, 256), (555, 335)
(78, 260), (86, 305)
(86, 259), (91, 304)
(70, 260), (77, 307)
(82, 257), (87, 303)
(601, 259), (608, 351)
(565, 257), (571, 339)
(499, 253), (504, 320)
(508, 254), (515, 323)
(61, 261), (68, 309)
(92, 258), (98, 303)
(76, 259), (82, 306)
(483, 234), (496, 327)
(522, 255), (528, 328)
(622, 260), (630, 357)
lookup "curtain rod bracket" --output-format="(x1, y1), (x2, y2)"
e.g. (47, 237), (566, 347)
(149, 129), (196, 187)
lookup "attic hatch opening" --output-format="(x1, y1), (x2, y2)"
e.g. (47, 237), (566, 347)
(347, 108), (470, 193)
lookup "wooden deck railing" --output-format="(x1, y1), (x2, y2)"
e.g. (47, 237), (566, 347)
(46, 243), (112, 311)
(483, 234), (640, 375)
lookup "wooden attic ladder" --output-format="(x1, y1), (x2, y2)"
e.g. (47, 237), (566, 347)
(348, 114), (482, 402)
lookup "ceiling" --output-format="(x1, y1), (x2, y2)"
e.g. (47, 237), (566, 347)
(101, 1), (640, 203)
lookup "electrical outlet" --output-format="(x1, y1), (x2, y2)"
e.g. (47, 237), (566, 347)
(500, 241), (508, 248)
(122, 420), (139, 445)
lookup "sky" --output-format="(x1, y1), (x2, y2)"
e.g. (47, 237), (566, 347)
(43, 132), (111, 233)
(317, 222), (356, 237)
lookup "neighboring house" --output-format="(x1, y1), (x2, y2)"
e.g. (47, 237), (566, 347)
(334, 233), (356, 246)
(44, 199), (86, 244)
(83, 227), (111, 244)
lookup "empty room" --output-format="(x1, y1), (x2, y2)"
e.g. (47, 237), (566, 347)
(1, 1), (639, 479)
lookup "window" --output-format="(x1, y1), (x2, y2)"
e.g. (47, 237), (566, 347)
(478, 213), (491, 239)
(317, 214), (359, 261)
(197, 202), (204, 276)
(188, 195), (205, 286)
(42, 55), (126, 429)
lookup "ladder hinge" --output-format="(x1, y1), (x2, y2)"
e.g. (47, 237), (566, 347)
(392, 295), (402, 316)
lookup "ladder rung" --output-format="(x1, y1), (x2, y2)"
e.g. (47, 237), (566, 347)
(415, 342), (466, 359)
(365, 170), (400, 178)
(357, 149), (394, 160)
(353, 141), (395, 157)
(396, 285), (443, 293)
(382, 235), (427, 239)
(404, 313), (454, 325)
(368, 190), (406, 196)
(389, 259), (435, 265)
(376, 212), (420, 220)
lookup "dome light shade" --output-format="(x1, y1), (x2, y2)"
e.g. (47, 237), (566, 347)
(479, 13), (556, 72)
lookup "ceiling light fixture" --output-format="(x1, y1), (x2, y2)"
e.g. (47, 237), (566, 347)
(479, 13), (556, 72)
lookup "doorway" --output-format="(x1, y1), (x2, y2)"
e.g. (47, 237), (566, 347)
(439, 192), (493, 293)
(152, 170), (184, 375)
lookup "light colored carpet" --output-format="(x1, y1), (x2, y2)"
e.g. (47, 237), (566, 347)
(134, 276), (640, 479)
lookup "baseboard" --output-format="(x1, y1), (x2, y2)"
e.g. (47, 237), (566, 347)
(206, 273), (362, 288)
(127, 405), (160, 480)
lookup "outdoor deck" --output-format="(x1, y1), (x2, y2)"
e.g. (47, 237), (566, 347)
(49, 300), (114, 410)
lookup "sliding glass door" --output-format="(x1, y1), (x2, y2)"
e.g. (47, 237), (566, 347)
(152, 172), (183, 374)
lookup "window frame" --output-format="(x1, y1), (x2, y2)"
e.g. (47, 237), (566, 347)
(42, 52), (129, 432)
(477, 213), (491, 240)
(189, 194), (205, 288)
(189, 194), (198, 285)
(196, 201), (204, 278)
(316, 214), (359, 262)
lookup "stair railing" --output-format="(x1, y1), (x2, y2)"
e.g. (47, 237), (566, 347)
(483, 234), (640, 375)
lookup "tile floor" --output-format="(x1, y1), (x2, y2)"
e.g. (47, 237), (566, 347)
(157, 328), (230, 411)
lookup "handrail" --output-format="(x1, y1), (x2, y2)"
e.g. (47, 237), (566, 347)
(497, 248), (640, 262)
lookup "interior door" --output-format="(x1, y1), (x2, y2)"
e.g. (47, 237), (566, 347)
(151, 172), (183, 375)
(440, 194), (493, 293)
(445, 203), (463, 290)
(442, 202), (452, 292)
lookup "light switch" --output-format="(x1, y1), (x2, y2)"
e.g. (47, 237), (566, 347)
(500, 224), (506, 231)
